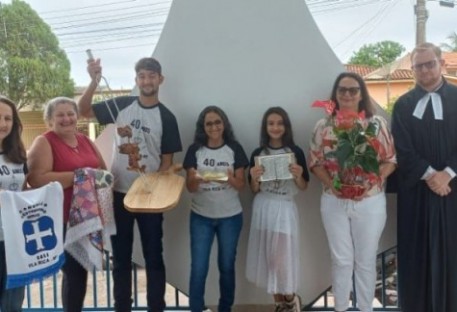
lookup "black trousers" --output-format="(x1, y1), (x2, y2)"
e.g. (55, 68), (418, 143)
(111, 191), (166, 312)
(61, 251), (88, 312)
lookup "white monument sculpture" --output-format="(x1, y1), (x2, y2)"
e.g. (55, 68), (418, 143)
(126, 0), (397, 307)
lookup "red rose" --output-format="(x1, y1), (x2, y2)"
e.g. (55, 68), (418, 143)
(312, 100), (336, 115)
(340, 184), (365, 199)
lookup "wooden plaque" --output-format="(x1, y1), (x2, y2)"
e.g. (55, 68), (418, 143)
(124, 165), (185, 213)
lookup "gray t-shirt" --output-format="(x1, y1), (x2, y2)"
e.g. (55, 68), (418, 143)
(183, 142), (248, 218)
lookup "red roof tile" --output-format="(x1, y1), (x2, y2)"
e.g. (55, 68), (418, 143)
(346, 52), (457, 82)
(344, 64), (376, 77)
(443, 52), (457, 69)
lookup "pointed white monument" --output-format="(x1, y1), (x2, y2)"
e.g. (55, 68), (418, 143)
(129, 0), (396, 307)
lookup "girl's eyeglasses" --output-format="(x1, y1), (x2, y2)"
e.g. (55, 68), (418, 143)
(204, 119), (223, 128)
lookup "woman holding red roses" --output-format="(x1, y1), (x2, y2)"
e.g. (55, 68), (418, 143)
(309, 72), (396, 312)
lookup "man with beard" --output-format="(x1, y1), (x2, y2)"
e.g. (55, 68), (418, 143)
(78, 57), (182, 312)
(391, 42), (457, 312)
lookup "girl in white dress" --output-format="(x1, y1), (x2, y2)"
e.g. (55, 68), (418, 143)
(246, 107), (309, 312)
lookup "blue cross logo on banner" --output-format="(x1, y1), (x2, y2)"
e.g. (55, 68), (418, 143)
(23, 216), (57, 255)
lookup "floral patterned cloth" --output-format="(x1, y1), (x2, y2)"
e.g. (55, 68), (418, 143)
(64, 168), (115, 271)
(309, 115), (396, 197)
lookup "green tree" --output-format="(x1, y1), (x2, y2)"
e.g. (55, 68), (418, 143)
(0, 0), (74, 110)
(384, 95), (398, 116)
(440, 32), (457, 52)
(349, 41), (405, 67)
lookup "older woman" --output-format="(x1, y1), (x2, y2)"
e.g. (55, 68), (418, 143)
(309, 72), (396, 312)
(27, 97), (106, 312)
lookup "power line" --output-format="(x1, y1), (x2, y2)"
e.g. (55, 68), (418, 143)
(336, 0), (402, 60)
(309, 0), (394, 14)
(50, 9), (169, 29)
(5, 0), (409, 61)
(61, 30), (162, 49)
(65, 41), (158, 54)
(36, 0), (139, 15)
(3, 3), (168, 29)
(42, 1), (170, 21)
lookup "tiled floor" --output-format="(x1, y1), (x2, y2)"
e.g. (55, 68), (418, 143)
(168, 307), (396, 312)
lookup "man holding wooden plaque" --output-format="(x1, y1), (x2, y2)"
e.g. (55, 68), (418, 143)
(78, 57), (182, 312)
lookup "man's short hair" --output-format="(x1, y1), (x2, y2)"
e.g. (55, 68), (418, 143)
(135, 57), (162, 75)
(411, 42), (442, 60)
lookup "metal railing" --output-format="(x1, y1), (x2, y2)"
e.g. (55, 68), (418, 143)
(23, 251), (189, 311)
(22, 248), (400, 311)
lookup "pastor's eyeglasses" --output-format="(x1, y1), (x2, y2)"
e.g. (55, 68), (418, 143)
(411, 59), (438, 71)
(337, 86), (360, 96)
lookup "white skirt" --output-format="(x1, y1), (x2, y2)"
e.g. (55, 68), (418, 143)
(245, 192), (300, 294)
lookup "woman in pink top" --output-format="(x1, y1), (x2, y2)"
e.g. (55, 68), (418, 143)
(28, 97), (106, 312)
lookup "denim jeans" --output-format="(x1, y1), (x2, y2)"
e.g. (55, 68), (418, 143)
(111, 191), (166, 312)
(0, 242), (24, 312)
(189, 211), (243, 312)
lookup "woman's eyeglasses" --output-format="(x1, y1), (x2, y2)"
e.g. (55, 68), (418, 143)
(337, 86), (360, 96)
(411, 59), (438, 71)
(204, 119), (223, 128)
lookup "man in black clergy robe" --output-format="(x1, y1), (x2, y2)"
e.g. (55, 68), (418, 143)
(391, 42), (457, 312)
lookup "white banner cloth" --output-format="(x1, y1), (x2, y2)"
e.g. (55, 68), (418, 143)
(0, 182), (65, 288)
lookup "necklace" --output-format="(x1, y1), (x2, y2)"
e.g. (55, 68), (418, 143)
(68, 144), (79, 153)
(59, 133), (79, 151)
(63, 137), (79, 151)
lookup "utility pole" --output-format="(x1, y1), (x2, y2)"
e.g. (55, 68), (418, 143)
(415, 0), (428, 45)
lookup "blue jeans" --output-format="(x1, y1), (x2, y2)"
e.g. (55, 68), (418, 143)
(111, 191), (166, 312)
(0, 242), (24, 312)
(189, 211), (243, 312)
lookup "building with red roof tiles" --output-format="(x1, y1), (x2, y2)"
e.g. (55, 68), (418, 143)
(344, 64), (376, 77)
(443, 52), (457, 76)
(345, 52), (457, 108)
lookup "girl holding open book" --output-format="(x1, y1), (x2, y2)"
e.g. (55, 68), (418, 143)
(246, 106), (309, 312)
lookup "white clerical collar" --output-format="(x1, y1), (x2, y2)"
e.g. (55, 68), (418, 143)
(413, 82), (444, 120)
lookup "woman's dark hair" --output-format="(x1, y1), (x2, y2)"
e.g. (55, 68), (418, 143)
(0, 96), (27, 164)
(194, 106), (236, 146)
(260, 106), (295, 149)
(330, 72), (375, 118)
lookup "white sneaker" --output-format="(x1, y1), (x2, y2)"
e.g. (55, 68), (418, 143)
(285, 294), (301, 312)
(294, 294), (302, 311)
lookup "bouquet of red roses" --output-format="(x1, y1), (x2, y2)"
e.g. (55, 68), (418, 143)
(313, 100), (385, 199)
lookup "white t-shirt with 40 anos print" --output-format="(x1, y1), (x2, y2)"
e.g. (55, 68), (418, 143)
(0, 154), (27, 241)
(183, 141), (248, 219)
